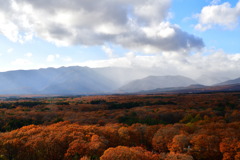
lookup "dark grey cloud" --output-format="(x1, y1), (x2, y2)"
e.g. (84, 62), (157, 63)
(115, 23), (204, 53)
(0, 0), (204, 52)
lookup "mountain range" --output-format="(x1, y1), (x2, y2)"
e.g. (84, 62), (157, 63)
(0, 66), (240, 95)
(0, 66), (116, 95)
(215, 77), (240, 86)
(119, 75), (197, 93)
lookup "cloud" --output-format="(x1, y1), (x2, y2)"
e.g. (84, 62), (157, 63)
(132, 0), (171, 25)
(195, 1), (240, 31)
(62, 57), (72, 62)
(25, 52), (33, 57)
(118, 22), (204, 53)
(11, 58), (32, 66)
(0, 0), (33, 43)
(7, 48), (14, 53)
(78, 50), (240, 84)
(47, 54), (60, 62)
(0, 0), (204, 53)
(102, 46), (114, 58)
(211, 0), (221, 5)
(46, 54), (72, 62)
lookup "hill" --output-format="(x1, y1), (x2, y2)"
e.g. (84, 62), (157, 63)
(119, 75), (197, 93)
(216, 77), (240, 86)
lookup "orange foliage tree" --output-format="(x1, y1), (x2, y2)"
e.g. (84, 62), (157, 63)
(190, 134), (221, 160)
(152, 125), (180, 153)
(168, 134), (190, 153)
(100, 146), (160, 160)
(220, 138), (239, 160)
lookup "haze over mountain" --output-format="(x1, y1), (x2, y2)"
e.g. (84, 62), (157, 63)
(119, 75), (197, 93)
(0, 66), (116, 95)
(215, 77), (240, 86)
(1, 66), (240, 95)
(196, 74), (232, 86)
(93, 67), (153, 87)
(94, 67), (236, 86)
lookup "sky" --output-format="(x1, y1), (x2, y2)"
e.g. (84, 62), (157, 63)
(0, 0), (240, 82)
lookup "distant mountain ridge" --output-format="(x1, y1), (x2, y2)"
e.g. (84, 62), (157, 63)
(138, 83), (240, 94)
(215, 77), (240, 86)
(119, 75), (197, 93)
(0, 66), (116, 95)
(0, 66), (240, 95)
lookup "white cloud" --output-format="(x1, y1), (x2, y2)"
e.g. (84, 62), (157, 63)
(102, 46), (114, 58)
(46, 54), (73, 62)
(11, 58), (32, 66)
(47, 54), (60, 62)
(126, 52), (136, 59)
(77, 50), (240, 84)
(142, 22), (175, 38)
(0, 0), (34, 43)
(211, 0), (221, 5)
(62, 57), (72, 62)
(133, 0), (171, 25)
(7, 48), (14, 53)
(195, 1), (240, 31)
(0, 0), (204, 53)
(25, 52), (33, 57)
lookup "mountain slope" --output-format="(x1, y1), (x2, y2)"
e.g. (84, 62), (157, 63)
(40, 67), (117, 94)
(196, 74), (231, 85)
(0, 66), (117, 95)
(119, 75), (197, 93)
(216, 77), (240, 86)
(93, 67), (150, 87)
(140, 83), (240, 94)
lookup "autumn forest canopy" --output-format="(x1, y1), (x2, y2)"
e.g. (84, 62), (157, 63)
(0, 92), (240, 160)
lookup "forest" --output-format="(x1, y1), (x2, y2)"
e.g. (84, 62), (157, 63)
(0, 92), (240, 160)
